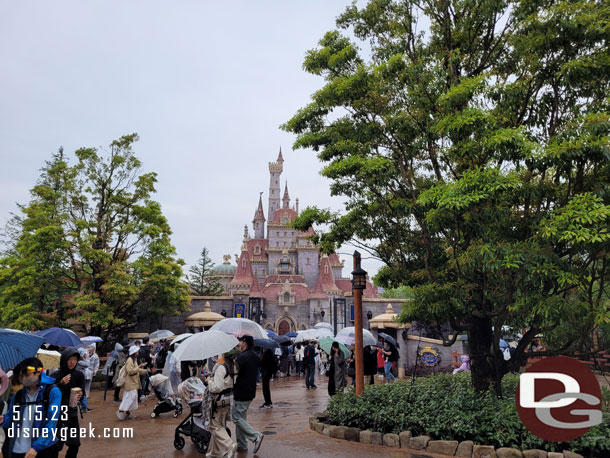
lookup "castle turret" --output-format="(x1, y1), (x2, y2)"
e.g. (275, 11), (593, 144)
(282, 182), (290, 209)
(252, 193), (265, 239)
(268, 148), (283, 227)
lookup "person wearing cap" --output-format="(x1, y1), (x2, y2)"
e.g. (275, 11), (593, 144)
(117, 346), (148, 420)
(231, 335), (264, 454)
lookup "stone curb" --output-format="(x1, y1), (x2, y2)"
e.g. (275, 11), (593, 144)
(308, 414), (584, 458)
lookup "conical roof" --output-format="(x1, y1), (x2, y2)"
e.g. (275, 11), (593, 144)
(184, 301), (225, 327)
(230, 247), (254, 286)
(277, 147), (284, 162)
(249, 277), (264, 299)
(318, 254), (341, 294)
(308, 276), (329, 300)
(252, 194), (266, 222)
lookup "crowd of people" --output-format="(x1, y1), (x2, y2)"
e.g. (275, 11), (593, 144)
(0, 331), (400, 458)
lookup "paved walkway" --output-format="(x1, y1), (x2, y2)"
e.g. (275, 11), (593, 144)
(68, 375), (452, 458)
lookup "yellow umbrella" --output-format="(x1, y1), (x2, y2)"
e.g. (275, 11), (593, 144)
(37, 349), (61, 369)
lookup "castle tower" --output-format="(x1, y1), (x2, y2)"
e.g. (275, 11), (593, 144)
(268, 148), (283, 227)
(252, 193), (265, 239)
(282, 182), (290, 209)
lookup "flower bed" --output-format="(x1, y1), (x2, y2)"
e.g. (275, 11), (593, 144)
(324, 373), (609, 457)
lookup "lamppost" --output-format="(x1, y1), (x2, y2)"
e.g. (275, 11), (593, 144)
(351, 250), (367, 396)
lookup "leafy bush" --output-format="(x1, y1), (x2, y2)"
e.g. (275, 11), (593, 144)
(326, 373), (609, 456)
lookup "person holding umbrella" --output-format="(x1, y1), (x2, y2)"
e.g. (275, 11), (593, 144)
(379, 337), (397, 383)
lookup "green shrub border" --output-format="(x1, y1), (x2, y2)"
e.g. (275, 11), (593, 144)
(323, 373), (609, 456)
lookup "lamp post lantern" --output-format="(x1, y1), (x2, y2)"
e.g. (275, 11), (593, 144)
(351, 250), (367, 396)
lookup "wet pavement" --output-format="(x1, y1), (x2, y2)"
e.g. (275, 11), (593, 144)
(68, 375), (452, 458)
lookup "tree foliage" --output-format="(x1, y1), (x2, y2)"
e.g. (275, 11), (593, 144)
(0, 135), (190, 339)
(188, 247), (224, 296)
(284, 0), (610, 392)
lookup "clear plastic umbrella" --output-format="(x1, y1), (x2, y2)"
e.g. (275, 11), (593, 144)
(149, 330), (175, 341)
(210, 318), (267, 339)
(335, 327), (377, 347)
(313, 322), (333, 331)
(172, 330), (239, 362)
(295, 328), (333, 343)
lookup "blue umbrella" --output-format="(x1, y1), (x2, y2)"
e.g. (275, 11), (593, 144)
(285, 332), (298, 338)
(266, 330), (278, 337)
(253, 338), (280, 350)
(35, 328), (83, 347)
(272, 335), (291, 345)
(0, 329), (44, 370)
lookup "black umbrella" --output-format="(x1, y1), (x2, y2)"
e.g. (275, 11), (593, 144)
(253, 338), (280, 350)
(272, 335), (291, 345)
(378, 332), (399, 348)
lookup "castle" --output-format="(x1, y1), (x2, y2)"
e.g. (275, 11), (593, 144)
(209, 149), (379, 335)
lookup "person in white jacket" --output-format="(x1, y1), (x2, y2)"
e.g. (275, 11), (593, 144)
(87, 344), (100, 390)
(206, 352), (237, 458)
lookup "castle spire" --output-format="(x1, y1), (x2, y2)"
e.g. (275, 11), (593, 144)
(282, 182), (290, 209)
(252, 193), (265, 239)
(277, 146), (284, 163)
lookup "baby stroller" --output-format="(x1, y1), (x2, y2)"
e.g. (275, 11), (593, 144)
(149, 374), (183, 418)
(173, 377), (213, 454)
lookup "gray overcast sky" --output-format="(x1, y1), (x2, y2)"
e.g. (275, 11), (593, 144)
(0, 0), (383, 277)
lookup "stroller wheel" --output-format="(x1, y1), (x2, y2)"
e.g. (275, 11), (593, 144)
(193, 433), (210, 454)
(173, 436), (185, 450)
(150, 412), (157, 418)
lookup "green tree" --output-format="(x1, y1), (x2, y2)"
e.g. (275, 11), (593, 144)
(188, 247), (224, 296)
(284, 0), (610, 393)
(0, 134), (190, 339)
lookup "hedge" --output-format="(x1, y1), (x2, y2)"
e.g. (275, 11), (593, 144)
(326, 373), (609, 456)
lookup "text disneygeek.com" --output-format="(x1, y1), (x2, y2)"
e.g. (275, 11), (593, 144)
(8, 422), (134, 441)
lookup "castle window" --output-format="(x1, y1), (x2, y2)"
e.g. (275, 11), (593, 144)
(284, 293), (290, 303)
(283, 217), (289, 224)
(254, 245), (261, 255)
(262, 269), (266, 275)
(242, 258), (246, 268)
(284, 231), (286, 236)
(276, 242), (279, 247)
(276, 232), (279, 236)
(306, 257), (310, 265)
(283, 241), (286, 247)
(324, 265), (328, 274)
(256, 222), (259, 228)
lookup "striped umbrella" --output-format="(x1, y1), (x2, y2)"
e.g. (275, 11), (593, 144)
(0, 329), (45, 370)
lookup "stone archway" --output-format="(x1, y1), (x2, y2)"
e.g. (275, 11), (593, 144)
(278, 319), (291, 335)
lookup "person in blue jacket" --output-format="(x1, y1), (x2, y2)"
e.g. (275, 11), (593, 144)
(1, 357), (62, 458)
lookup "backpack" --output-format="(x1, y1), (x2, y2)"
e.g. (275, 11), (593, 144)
(13, 383), (57, 419)
(115, 364), (127, 387)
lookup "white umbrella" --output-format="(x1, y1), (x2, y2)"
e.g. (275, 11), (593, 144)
(172, 330), (239, 362)
(335, 327), (377, 347)
(170, 333), (193, 344)
(210, 318), (267, 339)
(295, 328), (333, 343)
(313, 322), (333, 331)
